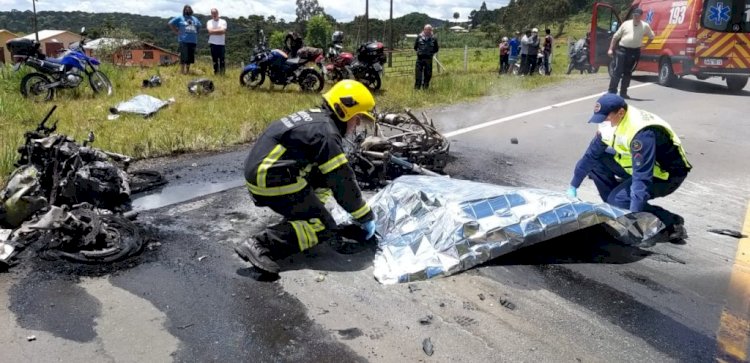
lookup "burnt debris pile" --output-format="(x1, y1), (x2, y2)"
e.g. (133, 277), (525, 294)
(0, 106), (166, 269)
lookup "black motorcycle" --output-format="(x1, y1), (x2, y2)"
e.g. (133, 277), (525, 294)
(239, 30), (324, 92)
(7, 27), (113, 101)
(349, 41), (387, 91)
(567, 34), (598, 74)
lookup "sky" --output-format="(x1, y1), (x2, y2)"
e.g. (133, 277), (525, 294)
(2, 0), (509, 22)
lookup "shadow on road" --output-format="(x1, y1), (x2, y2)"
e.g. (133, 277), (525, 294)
(632, 75), (750, 96)
(487, 225), (654, 266)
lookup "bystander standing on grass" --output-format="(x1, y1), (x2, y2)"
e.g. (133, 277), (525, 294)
(499, 37), (510, 74)
(207, 8), (227, 75)
(168, 5), (201, 75)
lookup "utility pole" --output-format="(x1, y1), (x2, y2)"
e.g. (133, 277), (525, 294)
(388, 0), (393, 67)
(365, 0), (369, 42)
(32, 0), (39, 41)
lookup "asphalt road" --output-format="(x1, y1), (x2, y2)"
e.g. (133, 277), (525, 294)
(1, 72), (749, 362)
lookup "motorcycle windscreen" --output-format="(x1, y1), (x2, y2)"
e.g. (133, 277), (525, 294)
(589, 2), (622, 67)
(368, 176), (663, 284)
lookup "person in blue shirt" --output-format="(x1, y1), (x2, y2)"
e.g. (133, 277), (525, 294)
(567, 94), (692, 242)
(508, 31), (521, 70)
(169, 5), (202, 75)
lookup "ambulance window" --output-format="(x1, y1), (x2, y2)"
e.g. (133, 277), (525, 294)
(701, 0), (750, 32)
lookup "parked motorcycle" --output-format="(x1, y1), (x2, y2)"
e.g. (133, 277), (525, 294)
(348, 41), (387, 90)
(566, 34), (598, 74)
(324, 43), (355, 83)
(7, 27), (113, 101)
(239, 30), (325, 92)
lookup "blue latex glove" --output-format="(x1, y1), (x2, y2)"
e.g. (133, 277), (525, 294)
(362, 220), (377, 240)
(566, 186), (578, 198)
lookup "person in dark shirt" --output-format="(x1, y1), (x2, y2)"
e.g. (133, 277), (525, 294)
(568, 94), (692, 242)
(414, 24), (439, 90)
(526, 28), (540, 75)
(542, 28), (553, 75)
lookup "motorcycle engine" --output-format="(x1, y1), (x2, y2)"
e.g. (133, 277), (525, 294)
(63, 68), (84, 88)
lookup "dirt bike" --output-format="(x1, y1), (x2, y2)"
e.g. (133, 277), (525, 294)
(8, 27), (113, 101)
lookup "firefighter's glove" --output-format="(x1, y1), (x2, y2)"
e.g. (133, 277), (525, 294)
(566, 186), (577, 198)
(362, 220), (377, 240)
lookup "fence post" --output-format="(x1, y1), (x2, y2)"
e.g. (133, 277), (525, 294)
(463, 45), (468, 72)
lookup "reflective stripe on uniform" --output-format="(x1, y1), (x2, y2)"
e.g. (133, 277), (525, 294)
(314, 188), (334, 204)
(350, 203), (371, 220)
(257, 144), (287, 188)
(319, 153), (348, 174)
(246, 178), (308, 196)
(291, 219), (326, 251)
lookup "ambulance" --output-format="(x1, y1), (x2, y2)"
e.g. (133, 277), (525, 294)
(590, 0), (750, 92)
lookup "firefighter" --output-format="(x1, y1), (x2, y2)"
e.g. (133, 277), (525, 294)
(567, 94), (692, 242)
(235, 80), (377, 274)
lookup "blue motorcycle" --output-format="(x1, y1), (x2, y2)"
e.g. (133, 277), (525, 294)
(8, 27), (113, 101)
(239, 30), (324, 92)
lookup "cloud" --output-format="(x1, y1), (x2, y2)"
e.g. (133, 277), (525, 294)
(6, 0), (508, 22)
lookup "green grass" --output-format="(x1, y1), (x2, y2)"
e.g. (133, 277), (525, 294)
(0, 45), (576, 186)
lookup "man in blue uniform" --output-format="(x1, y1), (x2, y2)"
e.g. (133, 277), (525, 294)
(567, 94), (692, 241)
(235, 80), (378, 274)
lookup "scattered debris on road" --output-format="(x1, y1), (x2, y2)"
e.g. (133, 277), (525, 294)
(707, 228), (746, 239)
(510, 137), (519, 144)
(198, 255), (207, 262)
(336, 328), (363, 340)
(26, 335), (36, 342)
(499, 298), (516, 310)
(422, 337), (434, 356)
(315, 273), (327, 282)
(418, 315), (433, 325)
(478, 293), (486, 301)
(177, 323), (195, 330)
(370, 176), (664, 284)
(408, 284), (421, 293)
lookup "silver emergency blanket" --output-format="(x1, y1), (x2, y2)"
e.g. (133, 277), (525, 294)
(109, 94), (173, 117)
(369, 176), (663, 284)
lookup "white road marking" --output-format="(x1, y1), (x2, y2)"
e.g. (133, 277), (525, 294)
(443, 83), (654, 138)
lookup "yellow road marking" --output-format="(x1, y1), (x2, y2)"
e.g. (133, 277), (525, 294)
(716, 201), (750, 362)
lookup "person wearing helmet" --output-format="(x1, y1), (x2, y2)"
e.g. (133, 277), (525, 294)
(499, 36), (510, 74)
(235, 80), (378, 275)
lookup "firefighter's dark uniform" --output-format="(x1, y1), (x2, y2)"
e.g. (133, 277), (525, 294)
(414, 33), (439, 89)
(243, 107), (374, 260)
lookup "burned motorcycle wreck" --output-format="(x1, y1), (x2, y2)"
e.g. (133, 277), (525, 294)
(0, 106), (166, 268)
(345, 109), (450, 189)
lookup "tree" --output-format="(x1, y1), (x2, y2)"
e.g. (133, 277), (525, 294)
(305, 14), (332, 48)
(269, 30), (286, 49)
(295, 0), (324, 24)
(453, 12), (460, 21)
(480, 1), (488, 11)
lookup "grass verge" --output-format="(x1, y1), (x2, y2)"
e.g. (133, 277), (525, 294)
(0, 45), (577, 186)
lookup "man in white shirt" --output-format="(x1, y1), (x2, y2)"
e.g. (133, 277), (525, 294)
(207, 8), (227, 75)
(607, 8), (655, 98)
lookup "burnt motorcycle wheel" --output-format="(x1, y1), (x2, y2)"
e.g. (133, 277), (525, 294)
(298, 68), (324, 92)
(42, 214), (144, 264)
(89, 71), (113, 96)
(360, 71), (382, 91)
(20, 73), (54, 102)
(240, 69), (265, 88)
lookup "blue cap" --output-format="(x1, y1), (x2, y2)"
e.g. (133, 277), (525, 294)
(589, 93), (627, 123)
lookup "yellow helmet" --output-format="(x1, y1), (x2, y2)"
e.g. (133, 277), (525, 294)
(322, 80), (376, 122)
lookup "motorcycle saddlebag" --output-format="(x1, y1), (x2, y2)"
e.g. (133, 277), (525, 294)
(6, 38), (40, 58)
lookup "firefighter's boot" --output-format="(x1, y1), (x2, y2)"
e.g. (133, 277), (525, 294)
(235, 237), (280, 274)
